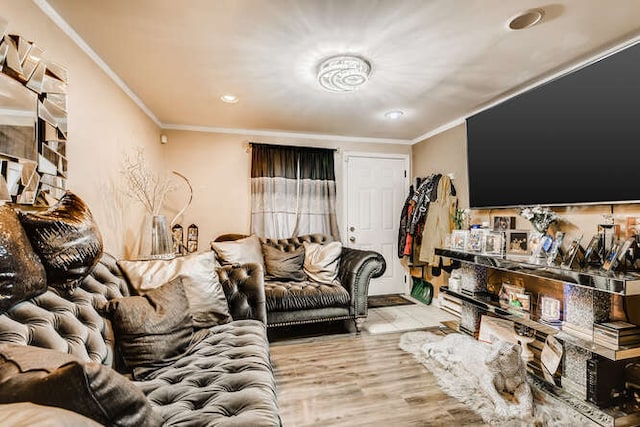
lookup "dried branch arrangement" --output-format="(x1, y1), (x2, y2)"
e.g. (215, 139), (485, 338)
(121, 149), (176, 216)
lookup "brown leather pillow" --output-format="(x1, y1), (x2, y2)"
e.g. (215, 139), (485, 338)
(18, 191), (103, 293)
(102, 277), (195, 379)
(0, 205), (47, 313)
(0, 344), (163, 427)
(262, 244), (307, 281)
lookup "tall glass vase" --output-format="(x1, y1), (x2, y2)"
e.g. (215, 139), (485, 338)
(139, 214), (175, 260)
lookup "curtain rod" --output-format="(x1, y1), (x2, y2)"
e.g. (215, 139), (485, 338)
(249, 142), (338, 152)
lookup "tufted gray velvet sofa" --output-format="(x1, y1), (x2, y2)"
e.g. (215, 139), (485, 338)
(0, 253), (281, 426)
(217, 234), (386, 332)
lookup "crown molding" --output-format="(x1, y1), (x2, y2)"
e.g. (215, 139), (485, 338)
(411, 118), (465, 145)
(33, 0), (162, 127)
(162, 123), (413, 145)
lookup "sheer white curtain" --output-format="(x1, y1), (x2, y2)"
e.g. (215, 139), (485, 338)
(250, 144), (340, 240)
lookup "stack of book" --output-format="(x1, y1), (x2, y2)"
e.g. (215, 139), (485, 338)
(593, 321), (640, 350)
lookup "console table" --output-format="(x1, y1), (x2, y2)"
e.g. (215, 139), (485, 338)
(436, 247), (640, 427)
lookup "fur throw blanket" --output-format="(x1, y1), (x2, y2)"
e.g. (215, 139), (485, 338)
(400, 330), (598, 426)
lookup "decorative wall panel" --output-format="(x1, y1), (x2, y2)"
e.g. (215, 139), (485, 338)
(0, 16), (67, 205)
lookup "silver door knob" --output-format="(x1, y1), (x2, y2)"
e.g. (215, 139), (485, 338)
(349, 236), (356, 242)
(349, 226), (355, 232)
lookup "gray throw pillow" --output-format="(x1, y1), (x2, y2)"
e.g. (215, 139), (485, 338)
(211, 234), (264, 270)
(102, 277), (195, 378)
(262, 244), (307, 281)
(18, 191), (103, 293)
(117, 251), (231, 329)
(0, 344), (163, 427)
(0, 205), (47, 313)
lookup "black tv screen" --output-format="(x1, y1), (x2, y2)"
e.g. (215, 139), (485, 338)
(466, 41), (640, 209)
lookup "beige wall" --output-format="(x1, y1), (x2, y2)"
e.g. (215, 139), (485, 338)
(1, 1), (163, 257)
(163, 130), (411, 250)
(412, 123), (469, 209)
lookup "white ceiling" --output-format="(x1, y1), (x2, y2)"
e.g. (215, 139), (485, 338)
(42, 0), (640, 144)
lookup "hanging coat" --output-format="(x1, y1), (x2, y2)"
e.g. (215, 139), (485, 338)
(418, 175), (457, 267)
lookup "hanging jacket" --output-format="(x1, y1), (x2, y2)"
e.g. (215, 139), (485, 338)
(409, 174), (441, 235)
(397, 184), (414, 258)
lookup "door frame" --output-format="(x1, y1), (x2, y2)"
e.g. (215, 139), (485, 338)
(341, 151), (411, 293)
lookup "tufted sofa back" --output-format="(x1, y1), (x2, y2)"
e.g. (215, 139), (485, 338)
(0, 253), (128, 367)
(260, 234), (332, 252)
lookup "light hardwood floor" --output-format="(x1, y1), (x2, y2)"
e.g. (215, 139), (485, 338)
(270, 325), (488, 426)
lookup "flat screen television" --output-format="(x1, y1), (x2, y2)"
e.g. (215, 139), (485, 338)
(466, 41), (640, 209)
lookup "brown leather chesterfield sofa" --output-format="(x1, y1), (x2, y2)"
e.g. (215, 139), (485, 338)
(0, 253), (281, 426)
(214, 234), (386, 332)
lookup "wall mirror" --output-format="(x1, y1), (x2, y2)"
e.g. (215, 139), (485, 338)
(0, 16), (68, 205)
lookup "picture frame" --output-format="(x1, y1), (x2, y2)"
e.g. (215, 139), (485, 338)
(528, 232), (545, 260)
(561, 235), (583, 269)
(506, 230), (530, 256)
(493, 216), (516, 232)
(602, 240), (622, 271)
(512, 292), (532, 312)
(451, 230), (468, 251)
(498, 283), (529, 311)
(617, 238), (635, 262)
(540, 234), (554, 253)
(538, 295), (562, 323)
(546, 231), (565, 266)
(482, 231), (504, 256)
(582, 234), (602, 266)
(466, 228), (484, 252)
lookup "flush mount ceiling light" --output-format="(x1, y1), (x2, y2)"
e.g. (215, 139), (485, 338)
(317, 55), (372, 92)
(384, 110), (404, 120)
(508, 8), (544, 30)
(220, 94), (239, 103)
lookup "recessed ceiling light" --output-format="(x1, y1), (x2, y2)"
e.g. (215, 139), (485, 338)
(317, 55), (372, 92)
(384, 110), (404, 120)
(220, 94), (239, 103)
(508, 9), (544, 30)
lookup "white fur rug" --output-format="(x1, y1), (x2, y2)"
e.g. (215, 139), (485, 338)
(399, 331), (599, 427)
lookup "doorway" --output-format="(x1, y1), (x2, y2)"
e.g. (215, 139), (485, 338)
(343, 152), (410, 295)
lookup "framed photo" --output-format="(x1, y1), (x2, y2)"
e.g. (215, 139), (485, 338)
(506, 230), (530, 256)
(466, 228), (484, 252)
(499, 283), (528, 311)
(493, 216), (516, 232)
(582, 234), (602, 265)
(539, 295), (562, 323)
(561, 236), (583, 269)
(546, 231), (565, 266)
(451, 230), (468, 251)
(602, 241), (622, 271)
(528, 232), (545, 260)
(540, 234), (554, 253)
(618, 238), (634, 262)
(483, 231), (504, 256)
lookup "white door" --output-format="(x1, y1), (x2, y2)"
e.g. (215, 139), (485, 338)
(344, 153), (409, 295)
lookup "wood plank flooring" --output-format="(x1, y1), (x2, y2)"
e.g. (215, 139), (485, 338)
(270, 329), (487, 426)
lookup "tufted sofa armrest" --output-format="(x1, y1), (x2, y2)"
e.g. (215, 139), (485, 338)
(338, 247), (386, 317)
(217, 263), (267, 324)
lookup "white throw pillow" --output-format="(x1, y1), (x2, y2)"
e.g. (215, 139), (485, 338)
(117, 251), (231, 328)
(211, 234), (265, 270)
(303, 241), (342, 284)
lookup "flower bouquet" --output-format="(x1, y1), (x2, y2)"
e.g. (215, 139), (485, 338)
(519, 206), (558, 234)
